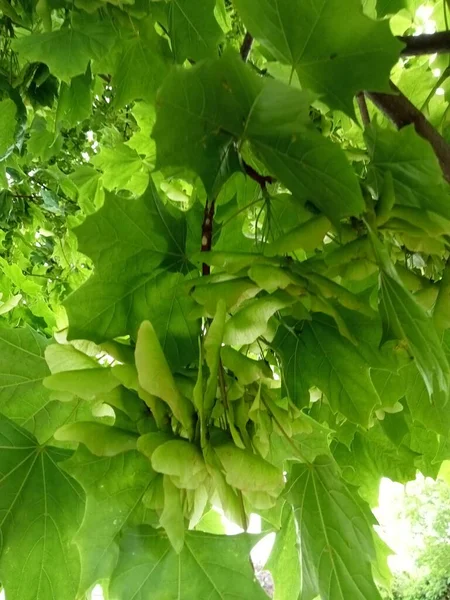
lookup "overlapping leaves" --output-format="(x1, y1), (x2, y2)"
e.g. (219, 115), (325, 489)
(153, 50), (364, 220)
(0, 1), (450, 599)
(65, 182), (200, 369)
(234, 0), (402, 116)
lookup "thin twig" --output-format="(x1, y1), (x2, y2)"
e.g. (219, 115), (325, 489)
(201, 200), (215, 276)
(218, 359), (229, 412)
(243, 160), (276, 189)
(356, 92), (370, 128)
(213, 195), (265, 240)
(240, 31), (253, 62)
(366, 81), (450, 184)
(420, 66), (450, 112)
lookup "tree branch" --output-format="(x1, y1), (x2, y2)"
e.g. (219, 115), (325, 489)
(366, 82), (450, 184)
(399, 31), (450, 56)
(356, 92), (370, 128)
(240, 31), (254, 62)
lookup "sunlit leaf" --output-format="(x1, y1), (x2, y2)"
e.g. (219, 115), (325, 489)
(287, 456), (382, 599)
(109, 527), (266, 599)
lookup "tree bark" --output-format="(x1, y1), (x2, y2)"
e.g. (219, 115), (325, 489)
(399, 31), (450, 56)
(366, 82), (450, 184)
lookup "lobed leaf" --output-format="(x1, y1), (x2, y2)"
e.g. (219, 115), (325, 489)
(0, 417), (84, 600)
(109, 527), (267, 599)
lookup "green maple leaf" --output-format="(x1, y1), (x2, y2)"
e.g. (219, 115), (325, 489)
(65, 182), (200, 369)
(56, 69), (93, 128)
(91, 143), (149, 195)
(0, 327), (51, 426)
(335, 424), (417, 504)
(0, 328), (118, 442)
(12, 16), (116, 82)
(0, 416), (84, 600)
(366, 124), (450, 221)
(369, 229), (450, 400)
(63, 446), (156, 594)
(168, 0), (223, 63)
(0, 98), (17, 158)
(234, 0), (402, 116)
(109, 526), (267, 599)
(376, 0), (408, 17)
(405, 362), (450, 436)
(273, 317), (381, 427)
(287, 456), (382, 599)
(126, 102), (157, 158)
(112, 18), (172, 108)
(265, 506), (301, 600)
(153, 51), (363, 220)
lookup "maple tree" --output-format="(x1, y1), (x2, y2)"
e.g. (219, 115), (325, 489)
(0, 0), (450, 598)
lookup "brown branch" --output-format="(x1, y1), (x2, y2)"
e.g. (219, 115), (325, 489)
(356, 92), (370, 128)
(243, 160), (275, 189)
(399, 31), (450, 56)
(240, 31), (254, 62)
(366, 82), (450, 184)
(201, 200), (215, 276)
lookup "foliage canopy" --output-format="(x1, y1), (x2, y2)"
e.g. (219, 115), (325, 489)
(0, 0), (450, 598)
